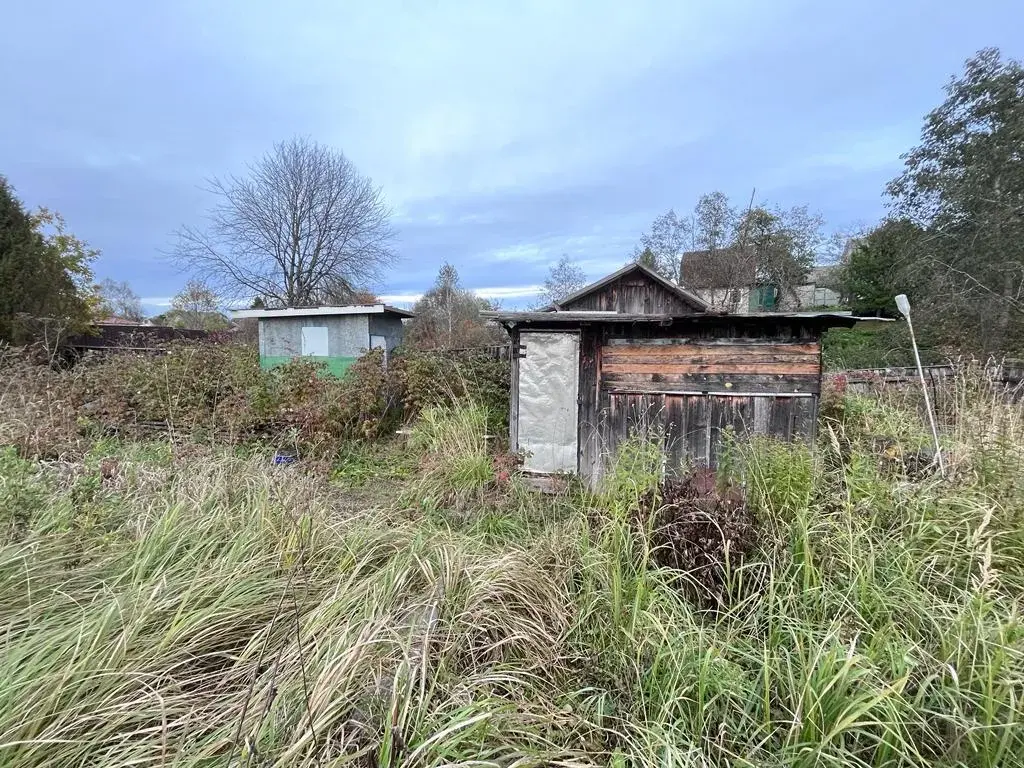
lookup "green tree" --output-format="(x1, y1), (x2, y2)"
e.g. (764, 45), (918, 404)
(887, 47), (1024, 353)
(839, 219), (922, 315)
(632, 209), (690, 280)
(406, 264), (505, 349)
(635, 193), (826, 305)
(635, 246), (659, 271)
(0, 179), (97, 345)
(734, 204), (821, 305)
(692, 191), (736, 253)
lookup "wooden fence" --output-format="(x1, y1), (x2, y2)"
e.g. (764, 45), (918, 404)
(831, 361), (1024, 423)
(837, 362), (1024, 390)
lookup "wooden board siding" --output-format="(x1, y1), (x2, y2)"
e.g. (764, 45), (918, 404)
(577, 328), (601, 479)
(560, 276), (698, 314)
(581, 318), (824, 478)
(600, 391), (816, 472)
(600, 339), (821, 395)
(505, 317), (828, 484)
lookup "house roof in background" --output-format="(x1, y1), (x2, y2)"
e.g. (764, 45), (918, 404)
(230, 304), (415, 320)
(544, 261), (710, 312)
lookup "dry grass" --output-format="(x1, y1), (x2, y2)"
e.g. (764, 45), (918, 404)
(0, 361), (1023, 766)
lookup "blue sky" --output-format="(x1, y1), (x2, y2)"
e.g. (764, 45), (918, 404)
(2, 1), (1021, 312)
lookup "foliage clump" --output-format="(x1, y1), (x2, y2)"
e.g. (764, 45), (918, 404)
(639, 468), (757, 607)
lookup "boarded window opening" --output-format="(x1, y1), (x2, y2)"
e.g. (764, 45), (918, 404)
(301, 326), (329, 357)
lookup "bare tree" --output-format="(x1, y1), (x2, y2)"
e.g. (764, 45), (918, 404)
(406, 264), (505, 349)
(173, 137), (396, 307)
(152, 279), (229, 330)
(97, 278), (144, 321)
(537, 254), (586, 307)
(632, 209), (691, 280)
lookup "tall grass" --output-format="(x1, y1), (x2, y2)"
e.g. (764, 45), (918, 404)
(1, 367), (1023, 766)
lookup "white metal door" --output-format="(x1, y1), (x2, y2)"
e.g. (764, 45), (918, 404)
(369, 335), (387, 350)
(517, 332), (579, 473)
(301, 326), (329, 356)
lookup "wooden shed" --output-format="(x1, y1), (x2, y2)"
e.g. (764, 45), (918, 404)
(483, 262), (861, 486)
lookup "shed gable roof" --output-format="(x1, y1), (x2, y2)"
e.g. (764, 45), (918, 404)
(545, 262), (710, 314)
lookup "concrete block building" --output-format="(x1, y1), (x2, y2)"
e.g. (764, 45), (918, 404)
(231, 304), (413, 376)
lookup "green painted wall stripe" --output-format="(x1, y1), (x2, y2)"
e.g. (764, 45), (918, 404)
(259, 355), (358, 377)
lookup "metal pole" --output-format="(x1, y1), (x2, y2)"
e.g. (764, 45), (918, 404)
(896, 295), (945, 476)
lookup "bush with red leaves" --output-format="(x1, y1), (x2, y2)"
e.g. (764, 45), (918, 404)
(638, 468), (758, 607)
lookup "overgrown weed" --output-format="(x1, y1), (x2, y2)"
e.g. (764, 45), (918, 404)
(1, 364), (1023, 766)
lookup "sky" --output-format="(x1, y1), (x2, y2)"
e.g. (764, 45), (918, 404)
(2, 1), (1022, 313)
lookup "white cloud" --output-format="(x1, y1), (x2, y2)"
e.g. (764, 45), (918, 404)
(186, 0), (773, 206)
(378, 293), (422, 307)
(381, 284), (541, 308)
(475, 285), (542, 300)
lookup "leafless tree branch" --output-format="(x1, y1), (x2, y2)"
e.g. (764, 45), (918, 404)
(172, 137), (396, 307)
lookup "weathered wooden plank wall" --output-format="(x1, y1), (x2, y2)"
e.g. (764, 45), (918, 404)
(601, 338), (820, 394)
(560, 275), (697, 314)
(596, 391), (815, 474)
(577, 328), (602, 481)
(583, 317), (822, 480)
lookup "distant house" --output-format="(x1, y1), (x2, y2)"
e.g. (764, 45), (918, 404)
(679, 249), (842, 314)
(230, 304), (414, 376)
(794, 266), (842, 310)
(679, 247), (758, 313)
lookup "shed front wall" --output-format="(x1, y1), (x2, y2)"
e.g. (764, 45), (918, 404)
(259, 315), (370, 376)
(577, 318), (823, 484)
(368, 314), (405, 352)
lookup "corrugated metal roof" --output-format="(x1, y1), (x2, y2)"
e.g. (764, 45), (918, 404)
(481, 310), (890, 324)
(231, 304), (414, 319)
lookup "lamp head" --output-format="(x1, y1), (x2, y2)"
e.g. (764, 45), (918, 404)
(895, 294), (911, 318)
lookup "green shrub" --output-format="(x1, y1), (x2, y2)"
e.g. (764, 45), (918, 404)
(822, 323), (942, 370)
(0, 446), (48, 541)
(4, 343), (509, 460)
(395, 350), (510, 433)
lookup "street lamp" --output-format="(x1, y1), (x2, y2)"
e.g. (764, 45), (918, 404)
(895, 294), (945, 476)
